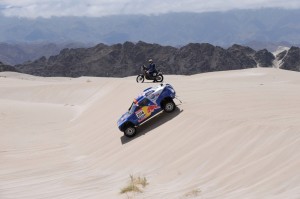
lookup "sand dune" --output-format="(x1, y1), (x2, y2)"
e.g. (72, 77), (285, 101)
(0, 68), (300, 199)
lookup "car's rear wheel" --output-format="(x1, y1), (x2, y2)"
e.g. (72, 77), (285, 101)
(163, 100), (176, 113)
(124, 125), (137, 137)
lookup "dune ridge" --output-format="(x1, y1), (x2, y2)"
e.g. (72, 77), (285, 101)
(0, 68), (299, 199)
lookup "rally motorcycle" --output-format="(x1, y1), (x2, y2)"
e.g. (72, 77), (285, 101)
(136, 65), (164, 83)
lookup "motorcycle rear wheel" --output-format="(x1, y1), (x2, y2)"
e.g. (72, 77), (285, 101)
(136, 75), (144, 83)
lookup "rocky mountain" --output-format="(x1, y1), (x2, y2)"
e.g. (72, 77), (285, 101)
(0, 42), (93, 65)
(254, 49), (275, 67)
(280, 47), (300, 72)
(11, 42), (277, 77)
(0, 61), (18, 72)
(16, 42), (175, 77)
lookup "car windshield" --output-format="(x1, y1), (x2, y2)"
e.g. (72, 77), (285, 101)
(128, 102), (138, 114)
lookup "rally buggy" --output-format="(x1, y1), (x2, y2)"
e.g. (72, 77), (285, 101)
(117, 83), (176, 137)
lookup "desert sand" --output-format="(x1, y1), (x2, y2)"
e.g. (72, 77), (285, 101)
(0, 68), (300, 199)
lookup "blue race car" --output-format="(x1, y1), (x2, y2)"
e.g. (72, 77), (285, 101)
(117, 83), (176, 137)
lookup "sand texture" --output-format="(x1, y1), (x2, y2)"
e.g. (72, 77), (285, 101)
(0, 68), (300, 198)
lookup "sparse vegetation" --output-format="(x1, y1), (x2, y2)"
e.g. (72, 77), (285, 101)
(184, 188), (202, 198)
(120, 174), (149, 198)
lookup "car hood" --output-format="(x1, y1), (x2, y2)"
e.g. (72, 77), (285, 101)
(117, 111), (131, 126)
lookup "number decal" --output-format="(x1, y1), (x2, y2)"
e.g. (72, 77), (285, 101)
(136, 109), (145, 119)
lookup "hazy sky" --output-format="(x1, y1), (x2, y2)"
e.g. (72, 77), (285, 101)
(0, 0), (300, 18)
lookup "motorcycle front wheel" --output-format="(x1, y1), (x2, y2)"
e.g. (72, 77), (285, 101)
(155, 74), (164, 82)
(136, 75), (144, 83)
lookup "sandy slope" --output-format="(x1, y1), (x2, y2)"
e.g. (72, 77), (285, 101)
(0, 68), (300, 199)
(272, 46), (290, 69)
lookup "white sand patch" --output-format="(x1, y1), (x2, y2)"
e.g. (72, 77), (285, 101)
(1, 68), (300, 199)
(272, 46), (290, 69)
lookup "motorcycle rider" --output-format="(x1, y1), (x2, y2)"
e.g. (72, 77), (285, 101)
(146, 59), (157, 78)
(136, 58), (163, 83)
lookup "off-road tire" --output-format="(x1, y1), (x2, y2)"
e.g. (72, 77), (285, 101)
(162, 99), (176, 113)
(123, 124), (137, 137)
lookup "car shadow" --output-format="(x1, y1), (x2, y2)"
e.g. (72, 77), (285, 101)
(120, 107), (183, 145)
(140, 81), (164, 84)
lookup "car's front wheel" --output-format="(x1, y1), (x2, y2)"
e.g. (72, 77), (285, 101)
(124, 125), (137, 137)
(163, 100), (176, 113)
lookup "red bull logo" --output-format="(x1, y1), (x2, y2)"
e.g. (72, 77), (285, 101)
(147, 105), (159, 113)
(136, 105), (160, 122)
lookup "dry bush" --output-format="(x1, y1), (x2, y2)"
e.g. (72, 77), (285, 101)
(120, 174), (149, 196)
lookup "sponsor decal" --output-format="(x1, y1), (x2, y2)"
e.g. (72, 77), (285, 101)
(147, 105), (159, 113)
(135, 109), (146, 119)
(149, 93), (160, 100)
(145, 90), (154, 97)
(136, 105), (160, 122)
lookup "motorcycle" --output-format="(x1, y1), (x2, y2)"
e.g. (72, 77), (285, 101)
(136, 65), (164, 83)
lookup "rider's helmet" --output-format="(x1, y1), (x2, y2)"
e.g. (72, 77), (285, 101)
(148, 59), (153, 63)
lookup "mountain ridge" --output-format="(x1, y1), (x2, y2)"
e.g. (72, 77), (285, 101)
(7, 41), (299, 77)
(0, 42), (93, 65)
